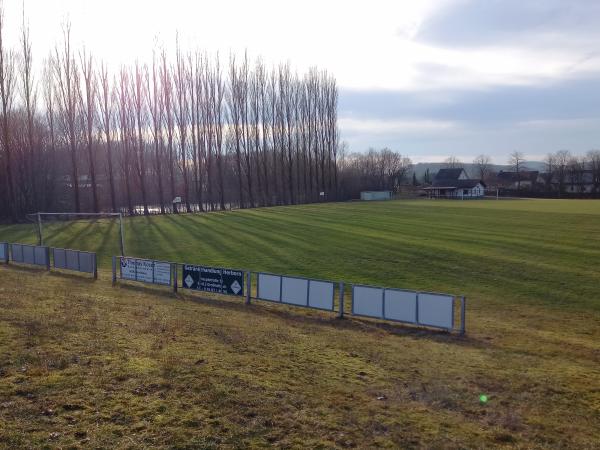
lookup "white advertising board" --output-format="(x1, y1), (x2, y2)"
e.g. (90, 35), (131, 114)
(120, 258), (136, 280)
(120, 258), (171, 286)
(78, 252), (95, 273)
(34, 247), (47, 265)
(53, 248), (96, 274)
(281, 276), (308, 306)
(23, 245), (35, 265)
(53, 248), (67, 269)
(10, 244), (23, 263)
(257, 273), (281, 302)
(135, 259), (154, 283)
(66, 249), (79, 270)
(10, 244), (48, 266)
(418, 293), (454, 329)
(153, 261), (172, 285)
(384, 289), (417, 323)
(353, 286), (383, 318)
(308, 280), (334, 310)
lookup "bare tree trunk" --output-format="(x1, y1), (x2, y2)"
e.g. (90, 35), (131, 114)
(211, 57), (226, 210)
(280, 65), (295, 204)
(250, 61), (264, 206)
(256, 61), (270, 206)
(118, 69), (134, 215)
(306, 70), (316, 202)
(0, 6), (16, 219)
(228, 55), (246, 208)
(268, 70), (282, 204)
(43, 59), (57, 211)
(20, 12), (38, 213)
(161, 50), (177, 213)
(194, 52), (205, 212)
(54, 24), (81, 212)
(79, 49), (99, 212)
(148, 52), (165, 214)
(188, 53), (199, 212)
(174, 41), (191, 213)
(240, 54), (254, 208)
(201, 57), (216, 211)
(133, 63), (149, 215)
(98, 63), (117, 212)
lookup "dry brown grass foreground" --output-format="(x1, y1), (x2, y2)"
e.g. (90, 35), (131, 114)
(0, 265), (599, 449)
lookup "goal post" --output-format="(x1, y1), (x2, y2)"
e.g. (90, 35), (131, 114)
(31, 212), (126, 256)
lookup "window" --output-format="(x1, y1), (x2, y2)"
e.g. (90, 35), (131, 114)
(463, 189), (469, 195)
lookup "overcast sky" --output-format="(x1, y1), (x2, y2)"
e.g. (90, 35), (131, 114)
(3, 0), (600, 163)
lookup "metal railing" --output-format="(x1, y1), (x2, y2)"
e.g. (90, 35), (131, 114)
(1, 242), (467, 334)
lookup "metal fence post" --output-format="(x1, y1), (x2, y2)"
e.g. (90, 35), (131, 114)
(338, 282), (345, 318)
(45, 247), (50, 271)
(37, 213), (43, 246)
(173, 263), (178, 293)
(112, 256), (117, 285)
(245, 271), (251, 305)
(93, 253), (98, 280)
(119, 213), (126, 256)
(460, 296), (466, 335)
(415, 292), (420, 324)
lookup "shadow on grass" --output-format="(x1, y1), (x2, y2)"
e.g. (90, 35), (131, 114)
(132, 216), (176, 259)
(115, 280), (179, 300)
(168, 286), (483, 348)
(3, 264), (98, 284)
(3, 262), (484, 349)
(61, 221), (97, 250)
(163, 213), (315, 272)
(96, 220), (117, 255)
(1, 263), (48, 274)
(48, 270), (97, 284)
(44, 221), (77, 242)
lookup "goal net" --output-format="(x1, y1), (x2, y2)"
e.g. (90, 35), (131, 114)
(26, 212), (125, 256)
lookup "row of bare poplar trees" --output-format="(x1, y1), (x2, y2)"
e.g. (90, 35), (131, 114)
(0, 10), (339, 221)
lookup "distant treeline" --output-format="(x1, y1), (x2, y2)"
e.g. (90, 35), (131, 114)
(0, 4), (419, 221)
(6, 5), (414, 220)
(0, 13), (338, 218)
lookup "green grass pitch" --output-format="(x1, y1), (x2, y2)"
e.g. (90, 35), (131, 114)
(0, 199), (599, 447)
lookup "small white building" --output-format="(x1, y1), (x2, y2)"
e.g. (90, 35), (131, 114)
(360, 191), (393, 201)
(423, 168), (486, 199)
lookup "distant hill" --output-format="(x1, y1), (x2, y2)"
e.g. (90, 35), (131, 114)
(411, 161), (546, 179)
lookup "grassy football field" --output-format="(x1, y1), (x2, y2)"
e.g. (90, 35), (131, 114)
(0, 199), (599, 447)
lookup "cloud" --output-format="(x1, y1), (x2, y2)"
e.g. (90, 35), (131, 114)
(340, 117), (458, 135)
(339, 75), (600, 159)
(415, 0), (600, 49)
(4, 0), (598, 161)
(340, 75), (600, 124)
(400, 0), (600, 91)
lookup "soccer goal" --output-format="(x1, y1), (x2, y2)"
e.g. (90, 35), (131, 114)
(28, 212), (126, 256)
